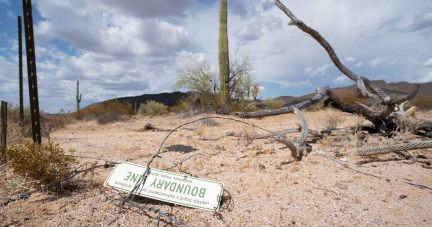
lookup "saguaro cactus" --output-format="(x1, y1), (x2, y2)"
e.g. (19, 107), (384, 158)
(76, 80), (82, 115)
(18, 16), (24, 123)
(22, 0), (41, 144)
(219, 0), (230, 102)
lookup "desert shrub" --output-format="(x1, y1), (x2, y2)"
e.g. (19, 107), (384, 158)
(239, 124), (257, 146)
(138, 100), (168, 116)
(338, 92), (369, 105)
(411, 96), (432, 111)
(170, 93), (216, 117)
(95, 111), (121, 124)
(44, 111), (68, 132)
(0, 103), (67, 142)
(305, 100), (324, 112)
(169, 95), (192, 113)
(5, 140), (77, 188)
(74, 99), (134, 124)
(263, 97), (284, 110)
(231, 101), (260, 112)
(318, 108), (347, 130)
(170, 92), (260, 116)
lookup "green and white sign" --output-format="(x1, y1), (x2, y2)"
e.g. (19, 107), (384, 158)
(104, 162), (224, 211)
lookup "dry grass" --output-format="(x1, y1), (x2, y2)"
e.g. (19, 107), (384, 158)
(238, 123), (257, 146)
(317, 108), (347, 130)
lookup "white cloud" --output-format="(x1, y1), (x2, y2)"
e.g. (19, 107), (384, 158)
(305, 63), (333, 77)
(424, 58), (432, 67)
(6, 10), (14, 18)
(370, 57), (385, 67)
(278, 79), (312, 88)
(333, 75), (351, 85)
(234, 15), (282, 45)
(0, 56), (18, 83)
(375, 74), (391, 80)
(379, 7), (432, 34)
(96, 0), (197, 18)
(417, 71), (432, 83)
(408, 59), (419, 66)
(345, 57), (355, 62)
(34, 1), (190, 59)
(258, 86), (265, 92)
(0, 0), (10, 5)
(38, 60), (58, 71)
(2, 0), (432, 114)
(174, 51), (211, 71)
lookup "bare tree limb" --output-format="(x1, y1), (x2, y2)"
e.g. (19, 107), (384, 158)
(235, 87), (327, 118)
(119, 122), (193, 132)
(358, 141), (432, 156)
(198, 126), (353, 141)
(273, 0), (419, 121)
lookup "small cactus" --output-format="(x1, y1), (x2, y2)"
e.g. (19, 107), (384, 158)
(76, 80), (82, 115)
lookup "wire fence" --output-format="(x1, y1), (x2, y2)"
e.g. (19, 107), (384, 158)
(1, 116), (432, 226)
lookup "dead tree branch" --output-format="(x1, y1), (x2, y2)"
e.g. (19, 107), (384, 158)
(273, 0), (420, 131)
(198, 127), (353, 141)
(358, 141), (432, 156)
(119, 122), (193, 132)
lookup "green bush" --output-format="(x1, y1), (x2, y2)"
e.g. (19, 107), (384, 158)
(138, 100), (168, 116)
(6, 140), (77, 188)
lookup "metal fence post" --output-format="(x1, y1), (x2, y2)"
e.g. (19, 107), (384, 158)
(22, 0), (41, 144)
(0, 101), (7, 168)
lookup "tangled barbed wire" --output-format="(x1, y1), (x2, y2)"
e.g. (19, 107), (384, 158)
(1, 115), (431, 226)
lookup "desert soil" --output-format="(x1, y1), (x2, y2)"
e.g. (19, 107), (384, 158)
(1, 110), (432, 226)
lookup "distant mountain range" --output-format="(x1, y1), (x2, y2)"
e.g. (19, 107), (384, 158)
(87, 80), (432, 110)
(266, 80), (432, 108)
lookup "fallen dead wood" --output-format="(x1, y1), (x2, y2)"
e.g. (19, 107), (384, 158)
(119, 122), (193, 132)
(358, 141), (432, 156)
(198, 127), (353, 141)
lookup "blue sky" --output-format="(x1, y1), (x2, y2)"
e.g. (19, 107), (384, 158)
(1, 0), (432, 113)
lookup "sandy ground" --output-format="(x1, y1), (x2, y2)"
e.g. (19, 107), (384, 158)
(1, 110), (432, 226)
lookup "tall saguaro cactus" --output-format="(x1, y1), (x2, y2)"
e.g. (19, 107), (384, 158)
(22, 0), (41, 144)
(219, 0), (230, 102)
(18, 16), (24, 123)
(18, 16), (24, 122)
(76, 80), (82, 115)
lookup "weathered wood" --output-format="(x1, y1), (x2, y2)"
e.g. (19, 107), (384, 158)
(198, 127), (353, 141)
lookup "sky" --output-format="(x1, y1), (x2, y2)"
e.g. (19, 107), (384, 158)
(0, 0), (432, 113)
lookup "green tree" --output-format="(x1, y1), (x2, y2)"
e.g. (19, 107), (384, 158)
(172, 59), (219, 96)
(251, 84), (261, 100)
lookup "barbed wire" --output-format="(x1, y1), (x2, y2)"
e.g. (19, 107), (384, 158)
(2, 116), (431, 226)
(311, 148), (432, 191)
(1, 163), (116, 207)
(65, 154), (118, 163)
